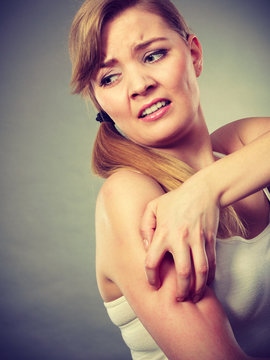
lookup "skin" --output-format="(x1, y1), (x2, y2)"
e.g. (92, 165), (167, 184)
(96, 169), (251, 359)
(141, 117), (270, 300)
(93, 5), (270, 302)
(93, 5), (270, 359)
(93, 6), (214, 170)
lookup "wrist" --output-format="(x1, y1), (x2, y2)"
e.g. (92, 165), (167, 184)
(195, 163), (223, 207)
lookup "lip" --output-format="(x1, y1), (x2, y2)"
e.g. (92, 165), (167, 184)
(138, 98), (171, 122)
(138, 98), (171, 118)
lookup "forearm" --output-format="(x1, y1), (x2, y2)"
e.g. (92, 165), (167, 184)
(203, 131), (270, 208)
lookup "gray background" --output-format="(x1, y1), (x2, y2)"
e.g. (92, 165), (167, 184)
(0, 1), (269, 359)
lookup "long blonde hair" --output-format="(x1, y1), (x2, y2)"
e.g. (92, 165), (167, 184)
(69, 0), (246, 238)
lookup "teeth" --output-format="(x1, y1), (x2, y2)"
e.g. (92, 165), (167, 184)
(141, 101), (169, 117)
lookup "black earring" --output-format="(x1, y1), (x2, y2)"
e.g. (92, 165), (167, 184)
(96, 111), (114, 123)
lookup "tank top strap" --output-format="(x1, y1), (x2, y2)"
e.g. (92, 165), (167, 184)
(263, 187), (270, 202)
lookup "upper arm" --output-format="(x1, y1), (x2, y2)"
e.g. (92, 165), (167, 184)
(211, 117), (270, 154)
(95, 170), (246, 359)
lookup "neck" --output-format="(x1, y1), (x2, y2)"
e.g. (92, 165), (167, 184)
(158, 107), (214, 171)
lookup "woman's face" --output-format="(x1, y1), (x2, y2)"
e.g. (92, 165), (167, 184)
(93, 6), (203, 150)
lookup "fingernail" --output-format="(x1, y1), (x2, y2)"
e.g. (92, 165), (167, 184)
(192, 295), (201, 303)
(145, 269), (156, 286)
(149, 279), (160, 289)
(176, 296), (185, 302)
(143, 239), (149, 248)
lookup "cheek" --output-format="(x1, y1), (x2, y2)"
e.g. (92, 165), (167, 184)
(162, 58), (190, 91)
(94, 88), (108, 111)
(171, 61), (197, 94)
(95, 92), (114, 115)
(94, 88), (127, 117)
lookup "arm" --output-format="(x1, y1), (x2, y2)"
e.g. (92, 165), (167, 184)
(96, 170), (251, 360)
(141, 117), (270, 301)
(210, 117), (270, 206)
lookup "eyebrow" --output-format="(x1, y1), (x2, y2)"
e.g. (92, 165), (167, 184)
(134, 36), (168, 51)
(100, 37), (168, 69)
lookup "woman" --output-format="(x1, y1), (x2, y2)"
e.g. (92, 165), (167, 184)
(69, 0), (270, 358)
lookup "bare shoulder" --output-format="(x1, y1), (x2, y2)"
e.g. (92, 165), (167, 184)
(98, 168), (163, 202)
(211, 116), (270, 154)
(96, 169), (164, 226)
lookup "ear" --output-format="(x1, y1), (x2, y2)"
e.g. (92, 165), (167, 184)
(187, 34), (203, 77)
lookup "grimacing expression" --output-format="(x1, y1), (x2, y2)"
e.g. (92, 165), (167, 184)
(93, 6), (202, 150)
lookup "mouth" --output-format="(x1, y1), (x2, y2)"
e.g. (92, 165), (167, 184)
(139, 100), (171, 118)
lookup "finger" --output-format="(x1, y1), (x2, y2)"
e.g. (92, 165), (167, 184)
(144, 231), (167, 289)
(140, 200), (157, 250)
(205, 231), (216, 285)
(173, 243), (192, 302)
(191, 234), (209, 303)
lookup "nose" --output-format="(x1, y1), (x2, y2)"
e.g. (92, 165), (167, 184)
(129, 70), (157, 99)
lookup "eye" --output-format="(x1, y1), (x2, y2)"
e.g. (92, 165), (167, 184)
(144, 49), (168, 64)
(100, 73), (119, 87)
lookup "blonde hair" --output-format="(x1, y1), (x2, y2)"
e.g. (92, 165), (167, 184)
(69, 0), (246, 238)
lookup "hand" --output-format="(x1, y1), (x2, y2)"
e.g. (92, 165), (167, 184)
(140, 171), (219, 303)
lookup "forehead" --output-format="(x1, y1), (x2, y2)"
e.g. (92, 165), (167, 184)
(101, 6), (175, 57)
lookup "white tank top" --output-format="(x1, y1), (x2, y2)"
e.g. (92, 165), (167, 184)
(211, 188), (270, 357)
(104, 188), (270, 359)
